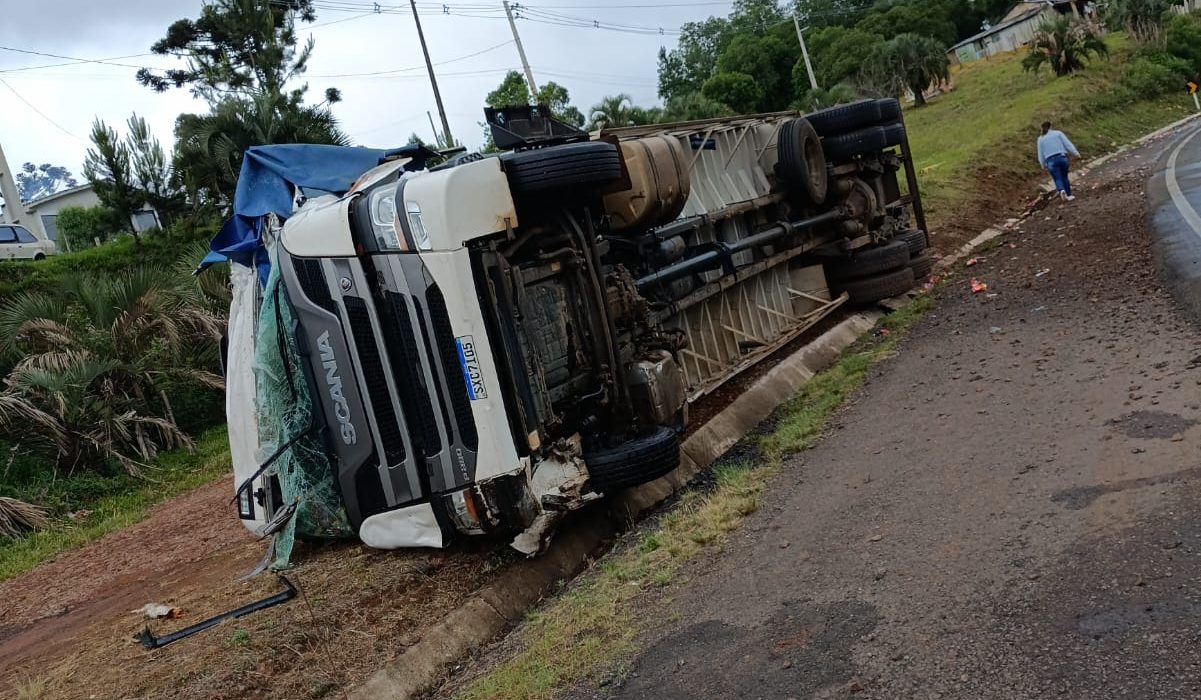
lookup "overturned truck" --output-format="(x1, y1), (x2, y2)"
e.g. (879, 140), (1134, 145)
(222, 99), (929, 556)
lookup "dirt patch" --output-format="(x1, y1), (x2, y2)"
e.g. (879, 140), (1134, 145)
(1107, 410), (1197, 439)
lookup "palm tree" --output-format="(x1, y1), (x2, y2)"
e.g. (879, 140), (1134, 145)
(175, 91), (350, 207)
(862, 34), (950, 107)
(0, 496), (48, 539)
(589, 94), (637, 130)
(1023, 17), (1109, 77)
(0, 268), (224, 474)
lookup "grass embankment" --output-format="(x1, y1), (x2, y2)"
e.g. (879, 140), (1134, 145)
(907, 34), (1192, 237)
(457, 296), (934, 700)
(0, 427), (230, 583)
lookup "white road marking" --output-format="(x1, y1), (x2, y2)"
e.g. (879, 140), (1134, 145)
(1166, 126), (1201, 239)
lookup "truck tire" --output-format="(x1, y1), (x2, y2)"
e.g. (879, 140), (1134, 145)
(822, 123), (906, 163)
(430, 151), (486, 171)
(875, 97), (902, 123)
(501, 141), (622, 197)
(894, 229), (929, 256)
(909, 253), (934, 280)
(805, 99), (884, 137)
(776, 117), (828, 204)
(584, 426), (680, 493)
(824, 239), (910, 283)
(833, 267), (916, 305)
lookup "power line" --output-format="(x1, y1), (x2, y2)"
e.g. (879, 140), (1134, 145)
(0, 44), (148, 71)
(307, 38), (513, 77)
(0, 77), (83, 141)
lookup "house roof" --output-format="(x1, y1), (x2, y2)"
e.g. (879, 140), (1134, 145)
(24, 183), (95, 210)
(948, 5), (1045, 51)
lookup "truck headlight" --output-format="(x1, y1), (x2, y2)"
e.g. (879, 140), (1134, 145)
(405, 201), (431, 251)
(368, 185), (401, 250)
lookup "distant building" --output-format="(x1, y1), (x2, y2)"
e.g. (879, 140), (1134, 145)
(948, 1), (1092, 66)
(23, 185), (160, 248)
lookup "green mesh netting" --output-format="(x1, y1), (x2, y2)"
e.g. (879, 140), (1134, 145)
(255, 246), (353, 569)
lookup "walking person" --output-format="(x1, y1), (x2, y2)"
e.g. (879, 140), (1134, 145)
(1038, 121), (1080, 201)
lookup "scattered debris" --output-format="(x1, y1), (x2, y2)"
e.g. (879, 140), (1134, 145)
(970, 278), (988, 294)
(1035, 269), (1051, 278)
(868, 534), (883, 542)
(849, 679), (865, 693)
(134, 603), (183, 620)
(989, 327), (1003, 334)
(1032, 306), (1047, 313)
(135, 575), (297, 650)
(966, 257), (981, 267)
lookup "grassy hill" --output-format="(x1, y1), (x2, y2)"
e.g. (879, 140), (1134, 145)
(906, 33), (1193, 244)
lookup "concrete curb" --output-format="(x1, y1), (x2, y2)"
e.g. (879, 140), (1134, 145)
(350, 313), (889, 699)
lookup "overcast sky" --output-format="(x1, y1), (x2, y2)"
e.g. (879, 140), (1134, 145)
(0, 0), (734, 184)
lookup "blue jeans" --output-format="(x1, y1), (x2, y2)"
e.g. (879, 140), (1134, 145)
(1046, 153), (1071, 196)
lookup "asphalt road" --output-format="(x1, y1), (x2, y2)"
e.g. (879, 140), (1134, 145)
(1149, 122), (1201, 324)
(563, 126), (1201, 699)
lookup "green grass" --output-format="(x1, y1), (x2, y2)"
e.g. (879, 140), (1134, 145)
(456, 295), (935, 700)
(907, 34), (1193, 230)
(0, 427), (230, 583)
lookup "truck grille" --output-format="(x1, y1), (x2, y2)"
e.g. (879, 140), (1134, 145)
(343, 297), (407, 467)
(426, 285), (479, 450)
(291, 256), (336, 314)
(378, 292), (442, 456)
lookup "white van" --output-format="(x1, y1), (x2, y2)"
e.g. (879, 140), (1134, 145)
(0, 224), (56, 260)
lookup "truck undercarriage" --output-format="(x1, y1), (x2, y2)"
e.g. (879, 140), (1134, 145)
(224, 99), (929, 555)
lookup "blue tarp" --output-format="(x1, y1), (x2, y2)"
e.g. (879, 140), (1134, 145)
(204, 144), (394, 280)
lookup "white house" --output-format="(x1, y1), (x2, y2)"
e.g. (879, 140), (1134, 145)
(25, 185), (160, 247)
(0, 141), (159, 250)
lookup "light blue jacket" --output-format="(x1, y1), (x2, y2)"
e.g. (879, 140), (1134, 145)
(1038, 129), (1080, 169)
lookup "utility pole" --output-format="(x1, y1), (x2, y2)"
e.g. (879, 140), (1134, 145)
(427, 111), (439, 146)
(410, 0), (454, 147)
(503, 1), (539, 101)
(794, 17), (818, 93)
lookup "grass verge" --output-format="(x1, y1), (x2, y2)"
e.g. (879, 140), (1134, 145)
(907, 33), (1192, 235)
(455, 294), (935, 700)
(0, 427), (230, 583)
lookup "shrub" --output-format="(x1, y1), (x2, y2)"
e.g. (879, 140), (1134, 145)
(702, 72), (764, 114)
(1023, 17), (1109, 77)
(1124, 48), (1193, 98)
(55, 205), (122, 251)
(1165, 12), (1201, 73)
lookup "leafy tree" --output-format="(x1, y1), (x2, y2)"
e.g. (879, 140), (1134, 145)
(0, 268), (223, 474)
(175, 92), (349, 206)
(484, 71), (585, 127)
(1103, 0), (1183, 43)
(702, 72), (764, 113)
(143, 0), (345, 207)
(1022, 18), (1109, 77)
(862, 33), (950, 106)
(137, 0), (326, 103)
(717, 33), (799, 111)
(660, 92), (733, 122)
(856, 0), (958, 47)
(83, 119), (144, 236)
(55, 205), (124, 251)
(15, 163), (77, 202)
(657, 17), (734, 100)
(797, 26), (885, 96)
(792, 0), (875, 29)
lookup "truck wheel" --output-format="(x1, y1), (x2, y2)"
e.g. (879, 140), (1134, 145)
(501, 141), (622, 197)
(875, 97), (902, 123)
(806, 99), (884, 137)
(584, 426), (680, 493)
(430, 151), (486, 171)
(822, 124), (906, 163)
(833, 267), (916, 305)
(894, 229), (929, 256)
(776, 117), (827, 205)
(909, 253), (934, 280)
(824, 239), (910, 283)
